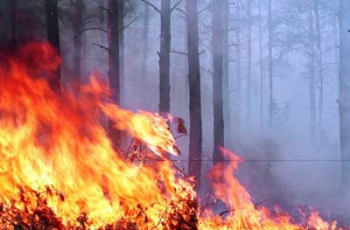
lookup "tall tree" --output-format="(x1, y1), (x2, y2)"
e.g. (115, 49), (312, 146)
(339, 0), (350, 186)
(108, 0), (121, 147)
(258, 0), (264, 128)
(73, 0), (83, 83)
(246, 0), (252, 123)
(10, 0), (16, 48)
(314, 0), (323, 132)
(0, 0), (16, 51)
(45, 0), (61, 91)
(234, 3), (242, 133)
(119, 0), (125, 106)
(268, 0), (273, 127)
(159, 0), (171, 115)
(212, 0), (224, 162)
(223, 0), (230, 144)
(141, 4), (149, 106)
(139, 0), (180, 115)
(186, 0), (202, 191)
(308, 2), (316, 139)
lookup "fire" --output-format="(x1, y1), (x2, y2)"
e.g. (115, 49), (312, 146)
(0, 42), (345, 229)
(198, 147), (341, 230)
(0, 42), (193, 229)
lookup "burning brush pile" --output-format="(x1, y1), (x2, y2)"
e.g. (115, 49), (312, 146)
(0, 42), (345, 230)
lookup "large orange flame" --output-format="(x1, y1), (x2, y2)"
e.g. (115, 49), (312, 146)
(0, 42), (192, 228)
(0, 42), (345, 229)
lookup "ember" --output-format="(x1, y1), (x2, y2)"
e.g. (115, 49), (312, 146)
(0, 42), (345, 229)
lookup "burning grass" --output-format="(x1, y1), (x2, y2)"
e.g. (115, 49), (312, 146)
(0, 42), (346, 229)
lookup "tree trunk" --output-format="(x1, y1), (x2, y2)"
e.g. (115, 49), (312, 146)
(334, 14), (340, 98)
(234, 5), (242, 133)
(73, 0), (83, 83)
(119, 0), (125, 107)
(308, 4), (316, 140)
(10, 0), (16, 48)
(108, 0), (121, 147)
(159, 0), (171, 115)
(45, 0), (61, 91)
(212, 0), (224, 162)
(0, 0), (16, 51)
(314, 0), (323, 133)
(186, 0), (202, 192)
(268, 0), (273, 127)
(258, 0), (264, 128)
(141, 4), (149, 107)
(246, 0), (252, 123)
(339, 0), (350, 186)
(222, 0), (230, 145)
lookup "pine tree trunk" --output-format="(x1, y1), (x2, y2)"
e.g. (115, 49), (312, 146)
(234, 5), (242, 133)
(314, 0), (323, 133)
(246, 0), (252, 123)
(308, 4), (316, 140)
(334, 15), (339, 97)
(258, 0), (264, 128)
(159, 0), (171, 115)
(73, 0), (83, 84)
(119, 0), (125, 107)
(0, 0), (16, 51)
(108, 0), (121, 147)
(10, 0), (16, 48)
(223, 0), (230, 145)
(268, 0), (273, 127)
(186, 0), (202, 192)
(212, 0), (224, 162)
(141, 4), (149, 107)
(45, 0), (61, 91)
(339, 0), (350, 186)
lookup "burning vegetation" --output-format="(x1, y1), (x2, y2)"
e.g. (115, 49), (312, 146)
(0, 42), (345, 229)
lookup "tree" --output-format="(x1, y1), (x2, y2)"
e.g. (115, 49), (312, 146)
(307, 1), (316, 139)
(0, 0), (16, 51)
(222, 0), (230, 144)
(314, 0), (324, 133)
(339, 0), (350, 186)
(186, 0), (203, 192)
(139, 0), (181, 115)
(119, 0), (125, 106)
(45, 0), (61, 91)
(258, 0), (264, 128)
(246, 0), (252, 123)
(159, 0), (171, 115)
(267, 0), (273, 127)
(108, 0), (121, 147)
(141, 4), (149, 106)
(73, 0), (83, 83)
(10, 0), (16, 48)
(233, 2), (242, 134)
(212, 0), (224, 162)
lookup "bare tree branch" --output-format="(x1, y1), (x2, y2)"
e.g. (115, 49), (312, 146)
(120, 0), (138, 31)
(74, 28), (108, 39)
(139, 0), (160, 14)
(199, 50), (205, 56)
(126, 0), (136, 17)
(99, 6), (109, 13)
(120, 17), (137, 31)
(170, 0), (183, 12)
(171, 50), (188, 56)
(92, 43), (109, 52)
(171, 50), (205, 56)
(198, 5), (210, 15)
(175, 7), (186, 16)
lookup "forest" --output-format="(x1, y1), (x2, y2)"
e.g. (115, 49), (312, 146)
(0, 0), (349, 229)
